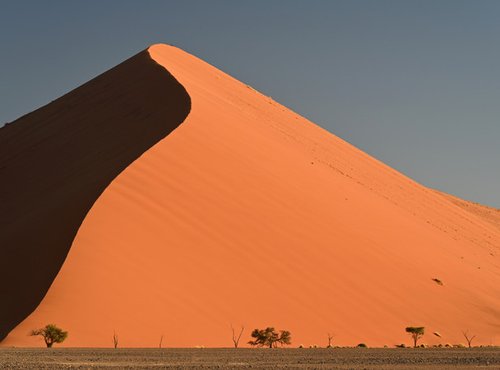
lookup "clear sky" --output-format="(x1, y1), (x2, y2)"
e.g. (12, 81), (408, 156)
(1, 0), (499, 207)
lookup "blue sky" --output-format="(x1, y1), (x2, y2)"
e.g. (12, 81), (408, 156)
(1, 0), (499, 207)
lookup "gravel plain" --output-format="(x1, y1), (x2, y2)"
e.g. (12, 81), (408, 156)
(0, 347), (498, 369)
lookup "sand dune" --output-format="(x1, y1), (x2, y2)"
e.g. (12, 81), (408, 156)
(0, 49), (190, 342)
(1, 44), (498, 348)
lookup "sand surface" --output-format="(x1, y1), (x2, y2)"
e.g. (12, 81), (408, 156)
(1, 44), (499, 348)
(435, 190), (500, 232)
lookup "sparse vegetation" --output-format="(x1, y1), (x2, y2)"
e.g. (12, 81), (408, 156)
(405, 327), (425, 348)
(113, 331), (119, 349)
(462, 330), (476, 348)
(248, 327), (292, 348)
(230, 324), (245, 348)
(327, 333), (334, 348)
(30, 324), (68, 348)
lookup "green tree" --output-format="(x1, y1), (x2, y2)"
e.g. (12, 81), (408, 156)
(279, 330), (292, 347)
(30, 324), (68, 348)
(248, 327), (292, 348)
(405, 326), (425, 348)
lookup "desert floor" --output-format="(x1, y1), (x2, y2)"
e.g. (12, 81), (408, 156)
(0, 347), (498, 369)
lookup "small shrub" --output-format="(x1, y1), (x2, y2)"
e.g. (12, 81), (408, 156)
(395, 343), (406, 348)
(357, 343), (367, 348)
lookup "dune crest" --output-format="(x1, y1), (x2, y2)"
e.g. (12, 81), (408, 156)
(435, 190), (500, 232)
(1, 44), (498, 347)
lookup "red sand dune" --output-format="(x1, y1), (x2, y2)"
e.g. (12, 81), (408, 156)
(1, 44), (499, 348)
(0, 50), (190, 342)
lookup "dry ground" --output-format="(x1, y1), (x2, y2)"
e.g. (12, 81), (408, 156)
(0, 348), (498, 369)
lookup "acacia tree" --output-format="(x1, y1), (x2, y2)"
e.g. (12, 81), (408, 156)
(230, 324), (245, 348)
(248, 327), (292, 348)
(279, 330), (292, 347)
(405, 327), (425, 348)
(30, 324), (68, 348)
(462, 330), (476, 348)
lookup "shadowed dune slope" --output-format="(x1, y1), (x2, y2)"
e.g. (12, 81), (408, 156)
(0, 49), (191, 341)
(2, 44), (499, 347)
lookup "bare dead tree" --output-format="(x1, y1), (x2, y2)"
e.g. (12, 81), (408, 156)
(113, 331), (119, 349)
(327, 333), (334, 348)
(462, 330), (476, 348)
(231, 324), (245, 348)
(159, 334), (164, 349)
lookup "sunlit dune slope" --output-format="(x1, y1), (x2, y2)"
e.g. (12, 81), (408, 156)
(435, 190), (500, 232)
(2, 44), (499, 347)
